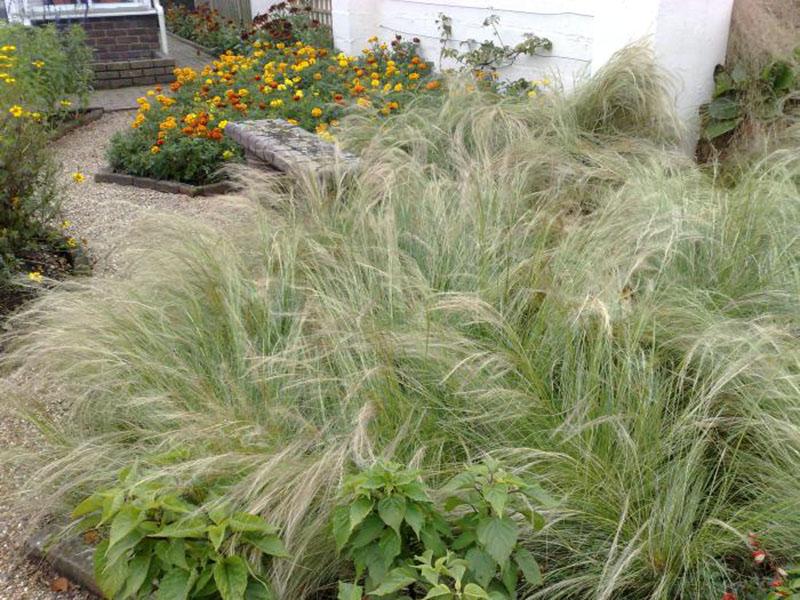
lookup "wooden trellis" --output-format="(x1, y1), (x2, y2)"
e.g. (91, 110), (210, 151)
(309, 0), (331, 26)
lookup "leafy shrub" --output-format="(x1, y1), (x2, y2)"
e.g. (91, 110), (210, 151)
(244, 0), (333, 49)
(107, 37), (440, 184)
(72, 468), (287, 599)
(165, 3), (243, 55)
(0, 24), (92, 306)
(702, 54), (798, 142)
(334, 461), (550, 600)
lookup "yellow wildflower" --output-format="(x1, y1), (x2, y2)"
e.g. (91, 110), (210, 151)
(8, 104), (22, 117)
(59, 99), (72, 107)
(311, 107), (322, 118)
(222, 149), (234, 160)
(32, 60), (45, 68)
(72, 171), (85, 183)
(28, 271), (43, 283)
(150, 146), (160, 154)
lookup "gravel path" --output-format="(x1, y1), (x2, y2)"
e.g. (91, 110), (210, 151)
(0, 110), (239, 598)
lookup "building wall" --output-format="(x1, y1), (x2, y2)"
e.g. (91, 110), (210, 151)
(331, 0), (734, 148)
(44, 14), (162, 61)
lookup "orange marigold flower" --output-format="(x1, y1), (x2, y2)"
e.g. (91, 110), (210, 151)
(425, 80), (441, 90)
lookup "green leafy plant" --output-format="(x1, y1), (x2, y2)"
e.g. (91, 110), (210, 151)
(436, 13), (552, 94)
(334, 461), (551, 599)
(72, 469), (287, 599)
(165, 3), (243, 55)
(702, 56), (798, 141)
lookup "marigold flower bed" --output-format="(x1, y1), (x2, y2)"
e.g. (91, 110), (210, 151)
(108, 36), (442, 185)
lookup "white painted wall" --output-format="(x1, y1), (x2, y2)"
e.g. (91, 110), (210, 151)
(330, 0), (735, 148)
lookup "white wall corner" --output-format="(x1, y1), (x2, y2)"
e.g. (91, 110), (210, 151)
(592, 0), (734, 150)
(331, 0), (379, 56)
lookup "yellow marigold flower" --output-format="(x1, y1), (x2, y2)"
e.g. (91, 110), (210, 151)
(356, 97), (371, 108)
(31, 111), (41, 121)
(3, 77), (15, 84)
(338, 59), (348, 68)
(527, 89), (537, 98)
(218, 120), (228, 129)
(367, 35), (378, 43)
(311, 107), (322, 118)
(371, 79), (380, 87)
(66, 237), (78, 248)
(8, 104), (23, 118)
(318, 130), (334, 142)
(150, 146), (160, 154)
(287, 118), (298, 125)
(1, 45), (16, 52)
(222, 149), (234, 160)
(393, 83), (403, 92)
(32, 60), (45, 68)
(28, 271), (43, 283)
(409, 72), (420, 80)
(146, 90), (155, 96)
(269, 99), (283, 108)
(72, 171), (85, 183)
(59, 99), (72, 107)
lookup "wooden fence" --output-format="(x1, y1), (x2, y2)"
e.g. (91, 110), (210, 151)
(309, 0), (331, 26)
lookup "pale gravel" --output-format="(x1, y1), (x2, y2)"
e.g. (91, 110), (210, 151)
(0, 110), (239, 599)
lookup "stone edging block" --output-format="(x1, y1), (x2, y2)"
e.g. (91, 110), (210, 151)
(25, 530), (101, 597)
(94, 168), (235, 197)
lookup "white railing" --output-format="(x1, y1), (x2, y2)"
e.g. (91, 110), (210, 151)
(310, 0), (331, 27)
(6, 0), (153, 24)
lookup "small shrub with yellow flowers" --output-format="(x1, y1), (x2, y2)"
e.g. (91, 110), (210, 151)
(108, 33), (442, 184)
(0, 24), (93, 310)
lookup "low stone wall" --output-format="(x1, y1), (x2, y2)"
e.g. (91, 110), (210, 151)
(93, 54), (176, 90)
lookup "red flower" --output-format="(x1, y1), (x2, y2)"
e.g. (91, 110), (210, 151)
(721, 593), (736, 600)
(753, 549), (767, 564)
(769, 578), (783, 588)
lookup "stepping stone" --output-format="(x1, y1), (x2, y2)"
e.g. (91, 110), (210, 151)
(225, 119), (358, 174)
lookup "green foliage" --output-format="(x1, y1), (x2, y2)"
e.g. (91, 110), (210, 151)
(108, 125), (240, 184)
(245, 0), (333, 49)
(72, 469), (286, 599)
(436, 13), (552, 94)
(165, 3), (243, 55)
(0, 24), (92, 298)
(702, 55), (798, 141)
(335, 461), (548, 599)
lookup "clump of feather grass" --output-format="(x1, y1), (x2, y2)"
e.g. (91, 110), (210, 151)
(3, 45), (800, 599)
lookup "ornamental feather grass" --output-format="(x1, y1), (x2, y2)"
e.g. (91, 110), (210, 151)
(3, 46), (800, 599)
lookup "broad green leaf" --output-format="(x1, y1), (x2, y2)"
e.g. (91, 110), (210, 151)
(337, 581), (363, 600)
(160, 495), (195, 514)
(483, 484), (508, 517)
(208, 523), (227, 551)
(713, 70), (734, 96)
(707, 96), (741, 120)
(245, 579), (274, 600)
(765, 60), (795, 92)
(452, 529), (477, 550)
(731, 62), (748, 84)
(378, 528), (401, 568)
(441, 471), (476, 492)
(464, 583), (490, 599)
(422, 583), (452, 599)
(213, 556), (249, 600)
(443, 496), (466, 512)
(165, 539), (189, 570)
(332, 505), (352, 550)
(420, 526), (447, 556)
(106, 529), (147, 566)
(400, 481), (430, 503)
(349, 497), (374, 530)
(156, 568), (194, 600)
(350, 515), (385, 549)
(228, 512), (276, 535)
(466, 547), (496, 588)
(94, 539), (127, 598)
(71, 494), (103, 519)
(193, 564), (215, 595)
(152, 517), (208, 539)
(500, 560), (517, 596)
(521, 482), (557, 508)
(119, 549), (152, 599)
(246, 533), (289, 558)
(370, 566), (416, 596)
(100, 490), (124, 525)
(109, 505), (144, 550)
(476, 517), (518, 566)
(404, 502), (424, 537)
(704, 117), (741, 140)
(514, 549), (542, 587)
(377, 495), (406, 533)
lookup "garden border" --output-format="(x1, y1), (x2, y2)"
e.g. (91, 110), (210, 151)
(25, 530), (100, 597)
(51, 107), (105, 141)
(94, 168), (235, 197)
